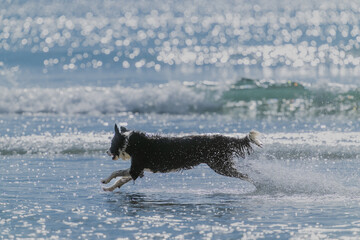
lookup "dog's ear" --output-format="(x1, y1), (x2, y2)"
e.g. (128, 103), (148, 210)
(114, 124), (120, 134)
(120, 126), (127, 133)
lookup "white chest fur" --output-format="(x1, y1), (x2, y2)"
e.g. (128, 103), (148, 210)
(120, 151), (131, 160)
(119, 131), (132, 161)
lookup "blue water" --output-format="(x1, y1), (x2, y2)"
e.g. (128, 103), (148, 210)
(1, 0), (360, 239)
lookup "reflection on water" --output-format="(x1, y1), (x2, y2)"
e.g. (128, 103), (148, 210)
(1, 147), (360, 239)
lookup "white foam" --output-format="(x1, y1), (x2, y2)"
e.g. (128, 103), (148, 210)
(0, 132), (111, 155)
(0, 83), (217, 115)
(262, 131), (360, 147)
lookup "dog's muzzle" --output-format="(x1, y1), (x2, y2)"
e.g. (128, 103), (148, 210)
(106, 150), (119, 160)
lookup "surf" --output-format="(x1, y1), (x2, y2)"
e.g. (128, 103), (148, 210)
(0, 78), (359, 118)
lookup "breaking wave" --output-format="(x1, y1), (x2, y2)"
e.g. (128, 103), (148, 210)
(0, 82), (217, 115)
(1, 78), (359, 117)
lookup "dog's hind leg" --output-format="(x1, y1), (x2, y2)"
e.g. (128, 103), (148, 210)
(207, 161), (250, 182)
(101, 168), (130, 184)
(103, 176), (132, 192)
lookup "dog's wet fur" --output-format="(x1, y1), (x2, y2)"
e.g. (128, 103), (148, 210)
(101, 124), (262, 191)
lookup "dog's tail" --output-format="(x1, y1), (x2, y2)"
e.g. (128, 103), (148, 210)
(247, 130), (263, 148)
(233, 131), (262, 158)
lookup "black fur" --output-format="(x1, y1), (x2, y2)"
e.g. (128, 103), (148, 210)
(108, 125), (261, 182)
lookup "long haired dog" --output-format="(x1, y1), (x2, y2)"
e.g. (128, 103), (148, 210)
(101, 124), (262, 191)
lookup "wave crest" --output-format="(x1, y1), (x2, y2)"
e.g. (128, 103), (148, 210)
(1, 78), (359, 117)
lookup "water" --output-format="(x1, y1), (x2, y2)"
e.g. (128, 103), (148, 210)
(1, 0), (360, 239)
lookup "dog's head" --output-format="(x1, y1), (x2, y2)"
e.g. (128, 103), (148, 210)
(107, 124), (131, 161)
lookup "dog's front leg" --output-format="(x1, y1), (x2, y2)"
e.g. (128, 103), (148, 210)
(101, 168), (130, 184)
(103, 176), (132, 192)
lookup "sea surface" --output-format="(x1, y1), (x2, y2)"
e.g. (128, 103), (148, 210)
(1, 0), (360, 239)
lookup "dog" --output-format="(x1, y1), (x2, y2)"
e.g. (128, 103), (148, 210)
(101, 124), (262, 191)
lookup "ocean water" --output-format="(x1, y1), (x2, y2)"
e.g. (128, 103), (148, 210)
(1, 0), (360, 239)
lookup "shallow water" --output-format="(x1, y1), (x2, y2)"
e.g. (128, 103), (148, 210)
(1, 0), (360, 239)
(2, 153), (360, 239)
(1, 115), (359, 239)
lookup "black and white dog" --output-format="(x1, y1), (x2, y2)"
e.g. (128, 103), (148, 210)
(101, 124), (262, 191)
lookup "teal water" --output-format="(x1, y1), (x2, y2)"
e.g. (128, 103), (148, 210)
(1, 0), (360, 239)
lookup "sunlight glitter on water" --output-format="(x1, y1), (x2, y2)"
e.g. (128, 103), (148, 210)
(2, 0), (360, 75)
(2, 154), (360, 239)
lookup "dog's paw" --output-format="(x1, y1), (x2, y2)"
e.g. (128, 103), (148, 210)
(101, 178), (110, 184)
(102, 186), (114, 192)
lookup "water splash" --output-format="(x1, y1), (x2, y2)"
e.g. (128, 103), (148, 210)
(239, 132), (360, 196)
